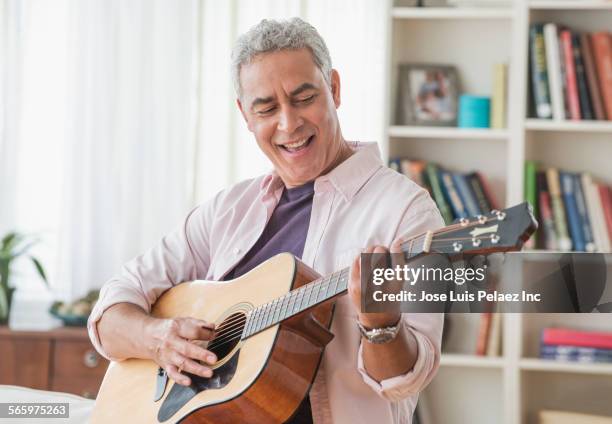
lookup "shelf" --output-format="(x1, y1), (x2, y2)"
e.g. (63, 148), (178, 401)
(441, 353), (506, 368)
(528, 1), (612, 10)
(525, 119), (612, 133)
(520, 358), (612, 375)
(392, 7), (514, 19)
(389, 125), (509, 140)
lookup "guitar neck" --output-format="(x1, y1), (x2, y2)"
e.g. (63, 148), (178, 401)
(241, 267), (351, 340)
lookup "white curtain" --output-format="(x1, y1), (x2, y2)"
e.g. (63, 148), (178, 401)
(1, 0), (389, 303)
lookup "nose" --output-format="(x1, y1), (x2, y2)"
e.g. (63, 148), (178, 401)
(277, 104), (304, 134)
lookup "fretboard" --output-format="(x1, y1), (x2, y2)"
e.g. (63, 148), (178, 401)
(241, 267), (351, 340)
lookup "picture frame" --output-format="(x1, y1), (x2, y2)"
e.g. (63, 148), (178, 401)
(396, 64), (460, 126)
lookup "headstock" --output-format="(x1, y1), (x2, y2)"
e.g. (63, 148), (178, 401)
(421, 202), (538, 256)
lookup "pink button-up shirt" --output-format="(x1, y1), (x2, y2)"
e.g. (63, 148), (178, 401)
(88, 141), (444, 424)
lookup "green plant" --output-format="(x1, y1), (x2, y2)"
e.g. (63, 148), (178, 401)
(0, 232), (48, 324)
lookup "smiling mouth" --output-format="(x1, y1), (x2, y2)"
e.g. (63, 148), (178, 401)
(279, 135), (314, 153)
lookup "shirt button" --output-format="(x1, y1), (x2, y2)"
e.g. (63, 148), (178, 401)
(233, 248), (241, 255)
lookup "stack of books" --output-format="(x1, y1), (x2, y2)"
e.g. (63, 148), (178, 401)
(389, 158), (499, 225)
(525, 162), (612, 252)
(540, 327), (612, 364)
(529, 23), (612, 121)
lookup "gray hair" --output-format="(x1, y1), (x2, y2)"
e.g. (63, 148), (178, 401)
(231, 17), (332, 98)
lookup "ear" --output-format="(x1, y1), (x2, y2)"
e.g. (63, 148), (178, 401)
(330, 69), (341, 109)
(236, 98), (253, 132)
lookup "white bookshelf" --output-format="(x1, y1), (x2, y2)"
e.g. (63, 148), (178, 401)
(383, 1), (612, 423)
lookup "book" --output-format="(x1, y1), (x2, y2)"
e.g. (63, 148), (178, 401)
(557, 26), (571, 118)
(537, 171), (558, 250)
(582, 173), (611, 252)
(542, 327), (612, 350)
(592, 32), (612, 120)
(543, 23), (565, 120)
(560, 172), (586, 251)
(389, 158), (401, 173)
(580, 33), (606, 120)
(426, 163), (454, 224)
(453, 173), (481, 217)
(540, 344), (612, 362)
(572, 33), (594, 120)
(476, 313), (492, 356)
(530, 24), (553, 118)
(491, 63), (507, 128)
(573, 174), (596, 252)
(560, 30), (581, 120)
(440, 170), (468, 219)
(525, 161), (538, 248)
(546, 168), (572, 251)
(486, 313), (502, 357)
(599, 184), (612, 244)
(475, 172), (499, 211)
(539, 410), (612, 424)
(465, 172), (493, 214)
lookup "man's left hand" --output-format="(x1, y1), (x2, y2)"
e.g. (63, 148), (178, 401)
(348, 237), (405, 329)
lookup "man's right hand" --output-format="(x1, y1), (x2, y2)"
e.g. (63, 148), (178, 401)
(145, 317), (217, 386)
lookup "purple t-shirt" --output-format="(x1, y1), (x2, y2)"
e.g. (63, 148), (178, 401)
(223, 181), (315, 280)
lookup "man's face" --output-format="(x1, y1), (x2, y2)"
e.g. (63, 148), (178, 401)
(237, 48), (343, 187)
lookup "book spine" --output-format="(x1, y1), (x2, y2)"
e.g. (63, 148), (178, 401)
(476, 172), (499, 211)
(440, 170), (467, 219)
(542, 327), (612, 350)
(546, 168), (573, 251)
(560, 172), (586, 251)
(537, 171), (558, 250)
(599, 184), (612, 244)
(491, 63), (507, 128)
(557, 27), (571, 118)
(453, 173), (481, 217)
(572, 33), (594, 120)
(530, 24), (553, 118)
(560, 30), (582, 120)
(426, 164), (454, 225)
(541, 344), (612, 358)
(580, 33), (606, 120)
(592, 32), (612, 120)
(389, 158), (401, 173)
(544, 23), (565, 120)
(466, 172), (492, 214)
(573, 174), (596, 252)
(525, 161), (538, 248)
(582, 173), (611, 252)
(476, 313), (492, 356)
(486, 313), (502, 357)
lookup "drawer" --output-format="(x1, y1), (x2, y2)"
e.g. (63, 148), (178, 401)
(51, 340), (108, 398)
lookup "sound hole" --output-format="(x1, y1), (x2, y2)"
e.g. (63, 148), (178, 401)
(206, 312), (246, 361)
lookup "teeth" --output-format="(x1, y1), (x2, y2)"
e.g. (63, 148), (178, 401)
(284, 138), (309, 149)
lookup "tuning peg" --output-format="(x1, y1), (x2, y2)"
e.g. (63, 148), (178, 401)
(477, 215), (486, 224)
(472, 238), (482, 247)
(453, 242), (463, 252)
(459, 217), (469, 227)
(490, 234), (500, 244)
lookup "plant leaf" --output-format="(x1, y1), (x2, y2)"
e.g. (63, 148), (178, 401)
(30, 256), (49, 287)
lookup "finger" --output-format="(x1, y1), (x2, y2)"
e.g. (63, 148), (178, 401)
(177, 318), (216, 341)
(172, 353), (213, 379)
(166, 364), (191, 386)
(169, 336), (217, 365)
(390, 236), (406, 254)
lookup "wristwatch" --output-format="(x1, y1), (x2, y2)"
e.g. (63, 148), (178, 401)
(357, 320), (401, 344)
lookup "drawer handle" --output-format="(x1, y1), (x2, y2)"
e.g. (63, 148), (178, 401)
(83, 350), (99, 368)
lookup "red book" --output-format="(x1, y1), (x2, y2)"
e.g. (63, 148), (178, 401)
(476, 172), (499, 211)
(560, 30), (581, 120)
(599, 184), (612, 242)
(476, 313), (492, 356)
(592, 32), (612, 120)
(581, 33), (606, 120)
(543, 328), (612, 349)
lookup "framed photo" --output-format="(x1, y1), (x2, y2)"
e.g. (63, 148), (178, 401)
(396, 64), (460, 126)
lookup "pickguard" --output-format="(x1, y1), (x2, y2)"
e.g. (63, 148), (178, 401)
(157, 350), (241, 422)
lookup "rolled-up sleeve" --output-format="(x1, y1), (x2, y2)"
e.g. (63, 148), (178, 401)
(356, 196), (445, 401)
(87, 199), (215, 361)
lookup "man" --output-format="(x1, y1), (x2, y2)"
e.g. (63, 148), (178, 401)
(88, 18), (444, 424)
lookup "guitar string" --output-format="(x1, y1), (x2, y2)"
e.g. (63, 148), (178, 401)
(205, 234), (514, 352)
(205, 229), (509, 350)
(205, 216), (510, 351)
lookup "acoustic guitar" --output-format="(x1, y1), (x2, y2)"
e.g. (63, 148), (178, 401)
(91, 202), (537, 423)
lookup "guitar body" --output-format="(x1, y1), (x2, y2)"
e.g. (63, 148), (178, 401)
(91, 253), (335, 423)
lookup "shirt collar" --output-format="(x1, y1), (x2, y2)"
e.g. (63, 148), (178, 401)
(259, 141), (383, 201)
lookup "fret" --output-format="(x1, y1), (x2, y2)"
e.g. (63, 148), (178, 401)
(331, 269), (342, 296)
(263, 299), (277, 329)
(284, 290), (298, 320)
(279, 292), (290, 321)
(271, 297), (282, 326)
(254, 304), (266, 333)
(243, 311), (254, 338)
(292, 287), (303, 314)
(296, 285), (308, 314)
(303, 281), (315, 310)
(248, 307), (260, 337)
(317, 274), (331, 303)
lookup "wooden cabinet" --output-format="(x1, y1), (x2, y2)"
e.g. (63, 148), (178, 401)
(0, 326), (108, 399)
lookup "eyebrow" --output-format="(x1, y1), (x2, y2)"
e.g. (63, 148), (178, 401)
(250, 82), (318, 111)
